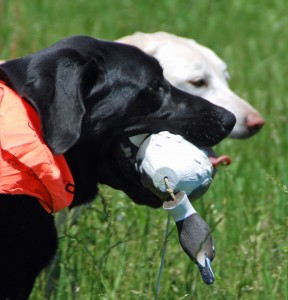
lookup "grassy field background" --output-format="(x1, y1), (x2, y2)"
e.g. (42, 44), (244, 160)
(0, 0), (287, 299)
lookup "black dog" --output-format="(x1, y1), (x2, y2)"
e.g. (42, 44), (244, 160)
(0, 36), (235, 299)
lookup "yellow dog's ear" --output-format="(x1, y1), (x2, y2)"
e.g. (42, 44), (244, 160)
(0, 51), (106, 155)
(117, 32), (168, 56)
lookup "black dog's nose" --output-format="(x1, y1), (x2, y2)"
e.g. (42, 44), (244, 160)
(221, 110), (236, 132)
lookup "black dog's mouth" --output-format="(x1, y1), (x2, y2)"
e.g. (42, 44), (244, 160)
(114, 134), (163, 207)
(114, 133), (231, 208)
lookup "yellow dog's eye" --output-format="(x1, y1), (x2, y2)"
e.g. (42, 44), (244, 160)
(188, 79), (206, 88)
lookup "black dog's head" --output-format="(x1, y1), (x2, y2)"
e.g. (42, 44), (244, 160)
(0, 36), (235, 208)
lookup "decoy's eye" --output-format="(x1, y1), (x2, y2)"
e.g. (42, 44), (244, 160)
(188, 79), (207, 88)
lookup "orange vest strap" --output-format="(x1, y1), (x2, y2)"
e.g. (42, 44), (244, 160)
(0, 81), (75, 213)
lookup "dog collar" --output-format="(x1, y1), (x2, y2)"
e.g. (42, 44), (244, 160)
(0, 81), (75, 213)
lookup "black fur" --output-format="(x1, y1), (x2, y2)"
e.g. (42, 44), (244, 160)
(0, 36), (235, 299)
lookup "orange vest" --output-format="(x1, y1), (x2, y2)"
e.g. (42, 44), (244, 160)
(0, 81), (75, 213)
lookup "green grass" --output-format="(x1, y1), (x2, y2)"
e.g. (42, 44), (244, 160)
(1, 0), (287, 299)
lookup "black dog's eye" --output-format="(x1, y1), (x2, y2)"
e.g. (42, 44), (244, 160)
(188, 79), (207, 88)
(150, 80), (162, 91)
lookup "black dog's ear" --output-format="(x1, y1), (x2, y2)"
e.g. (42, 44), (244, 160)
(0, 51), (105, 155)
